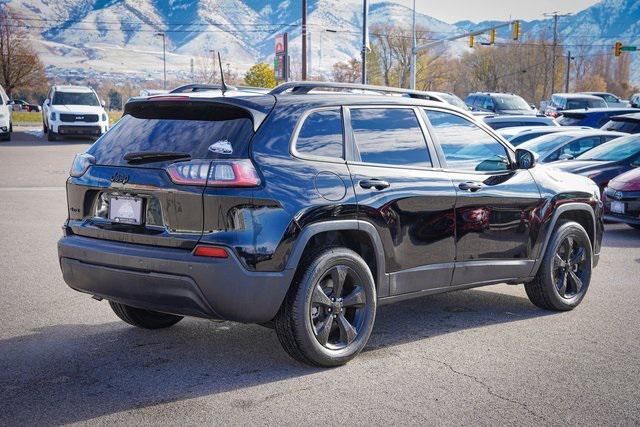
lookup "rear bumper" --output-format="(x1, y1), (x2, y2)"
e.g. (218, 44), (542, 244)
(58, 235), (294, 323)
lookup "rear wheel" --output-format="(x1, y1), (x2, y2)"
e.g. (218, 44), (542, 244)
(47, 130), (57, 141)
(275, 247), (376, 367)
(525, 221), (592, 311)
(109, 301), (183, 329)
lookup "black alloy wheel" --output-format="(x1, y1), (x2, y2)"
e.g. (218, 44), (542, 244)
(309, 265), (367, 350)
(525, 220), (592, 311)
(275, 247), (376, 367)
(553, 235), (588, 299)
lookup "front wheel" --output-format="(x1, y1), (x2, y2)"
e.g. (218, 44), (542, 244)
(525, 221), (592, 311)
(275, 247), (377, 367)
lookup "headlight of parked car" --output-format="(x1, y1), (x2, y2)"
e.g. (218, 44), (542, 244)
(50, 112), (57, 121)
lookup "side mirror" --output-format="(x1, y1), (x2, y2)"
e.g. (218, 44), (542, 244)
(515, 148), (538, 169)
(44, 99), (50, 106)
(101, 99), (106, 108)
(558, 153), (574, 161)
(7, 100), (14, 105)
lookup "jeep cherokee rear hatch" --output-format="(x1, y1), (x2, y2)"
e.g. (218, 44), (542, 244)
(65, 96), (273, 249)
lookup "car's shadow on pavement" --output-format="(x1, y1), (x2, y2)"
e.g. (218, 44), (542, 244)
(0, 287), (550, 424)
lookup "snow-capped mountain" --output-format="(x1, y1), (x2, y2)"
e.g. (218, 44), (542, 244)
(2, 0), (638, 85)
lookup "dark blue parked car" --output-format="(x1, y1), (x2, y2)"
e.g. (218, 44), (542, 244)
(558, 108), (638, 128)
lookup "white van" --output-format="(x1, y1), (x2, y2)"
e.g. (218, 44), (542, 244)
(0, 84), (13, 141)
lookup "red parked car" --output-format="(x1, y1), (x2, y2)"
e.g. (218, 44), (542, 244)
(603, 167), (640, 229)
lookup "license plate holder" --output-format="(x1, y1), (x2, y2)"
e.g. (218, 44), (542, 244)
(611, 201), (625, 214)
(109, 195), (143, 225)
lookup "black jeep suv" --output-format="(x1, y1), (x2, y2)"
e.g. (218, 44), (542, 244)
(58, 82), (603, 367)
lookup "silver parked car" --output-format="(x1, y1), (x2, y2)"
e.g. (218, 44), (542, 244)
(580, 92), (629, 108)
(518, 129), (626, 162)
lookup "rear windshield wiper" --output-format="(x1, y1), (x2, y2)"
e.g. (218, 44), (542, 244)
(123, 151), (191, 164)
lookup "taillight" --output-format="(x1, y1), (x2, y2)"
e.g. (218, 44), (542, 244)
(166, 159), (260, 187)
(69, 153), (95, 177)
(193, 245), (229, 258)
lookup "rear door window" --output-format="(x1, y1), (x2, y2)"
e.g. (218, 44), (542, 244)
(295, 108), (343, 159)
(89, 103), (254, 166)
(350, 108), (431, 168)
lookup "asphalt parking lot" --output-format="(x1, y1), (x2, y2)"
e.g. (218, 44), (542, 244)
(1, 126), (639, 425)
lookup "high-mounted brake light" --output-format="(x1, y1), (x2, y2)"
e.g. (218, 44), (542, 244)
(165, 159), (261, 187)
(193, 245), (229, 258)
(149, 96), (190, 101)
(69, 153), (96, 178)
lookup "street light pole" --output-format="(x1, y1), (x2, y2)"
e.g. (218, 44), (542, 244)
(410, 0), (416, 89)
(155, 32), (167, 90)
(565, 51), (573, 93)
(302, 0), (307, 80)
(361, 0), (368, 84)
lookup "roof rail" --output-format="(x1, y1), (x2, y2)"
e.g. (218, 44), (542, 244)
(269, 81), (441, 101)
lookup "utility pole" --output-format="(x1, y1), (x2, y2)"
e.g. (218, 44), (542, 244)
(565, 51), (572, 93)
(155, 32), (167, 89)
(544, 12), (570, 97)
(410, 0), (416, 89)
(361, 0), (368, 84)
(301, 0), (307, 80)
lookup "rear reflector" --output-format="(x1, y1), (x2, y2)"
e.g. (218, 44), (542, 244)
(193, 245), (229, 258)
(166, 159), (260, 187)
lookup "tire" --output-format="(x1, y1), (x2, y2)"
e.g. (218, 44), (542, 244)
(628, 224), (640, 231)
(525, 221), (592, 311)
(43, 121), (48, 134)
(275, 247), (377, 367)
(109, 301), (183, 329)
(47, 130), (57, 141)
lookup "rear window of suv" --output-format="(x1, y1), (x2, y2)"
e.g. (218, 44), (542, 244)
(295, 108), (344, 159)
(350, 108), (431, 168)
(88, 103), (254, 166)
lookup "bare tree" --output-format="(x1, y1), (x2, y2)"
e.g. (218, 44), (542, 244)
(0, 9), (47, 97)
(332, 58), (361, 83)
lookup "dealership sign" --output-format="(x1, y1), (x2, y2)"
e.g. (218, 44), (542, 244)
(274, 33), (289, 81)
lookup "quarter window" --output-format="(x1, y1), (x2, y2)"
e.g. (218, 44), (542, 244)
(295, 109), (344, 159)
(425, 110), (510, 172)
(350, 108), (431, 168)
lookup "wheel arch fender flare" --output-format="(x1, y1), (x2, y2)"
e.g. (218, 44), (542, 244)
(530, 202), (597, 276)
(285, 220), (387, 293)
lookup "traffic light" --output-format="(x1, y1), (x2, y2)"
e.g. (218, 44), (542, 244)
(614, 41), (622, 57)
(489, 29), (496, 45)
(469, 35), (475, 48)
(512, 20), (520, 40)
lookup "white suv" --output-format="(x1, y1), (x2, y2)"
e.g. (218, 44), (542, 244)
(0, 84), (12, 141)
(42, 85), (109, 141)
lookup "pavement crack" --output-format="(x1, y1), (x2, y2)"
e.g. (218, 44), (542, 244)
(425, 356), (550, 424)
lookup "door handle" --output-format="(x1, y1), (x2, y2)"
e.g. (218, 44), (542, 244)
(359, 179), (390, 191)
(458, 181), (483, 192)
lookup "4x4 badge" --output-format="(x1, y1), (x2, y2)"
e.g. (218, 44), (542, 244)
(110, 172), (129, 185)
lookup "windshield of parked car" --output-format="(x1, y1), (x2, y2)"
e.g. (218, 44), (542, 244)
(492, 95), (531, 111)
(439, 93), (469, 110)
(601, 119), (640, 133)
(576, 135), (639, 161)
(52, 91), (100, 106)
(519, 134), (574, 154)
(565, 97), (607, 109)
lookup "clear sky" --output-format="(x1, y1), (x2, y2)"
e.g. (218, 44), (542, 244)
(392, 0), (602, 24)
